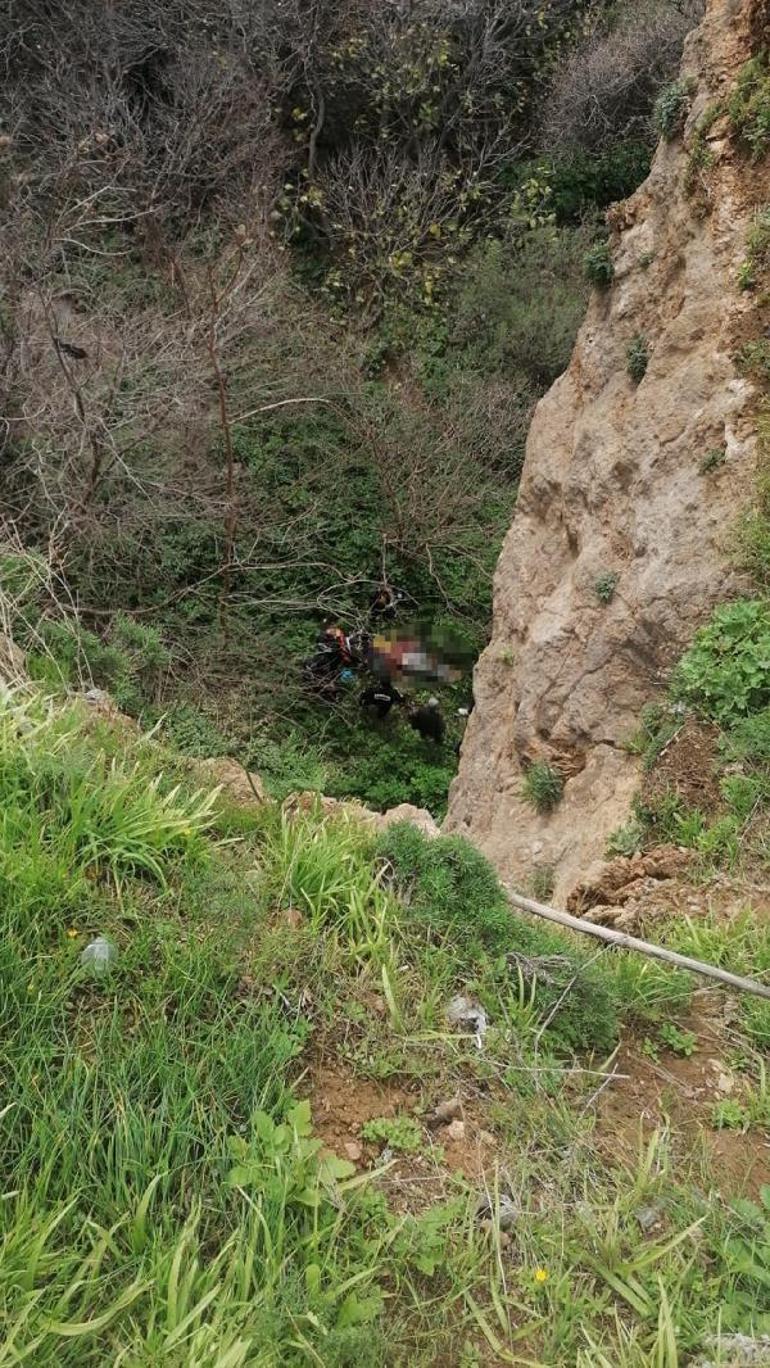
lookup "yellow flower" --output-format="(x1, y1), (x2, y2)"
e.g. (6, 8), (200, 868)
(534, 1268), (548, 1283)
(66, 927), (79, 939)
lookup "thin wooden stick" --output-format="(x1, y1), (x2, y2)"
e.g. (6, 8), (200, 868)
(506, 889), (770, 1002)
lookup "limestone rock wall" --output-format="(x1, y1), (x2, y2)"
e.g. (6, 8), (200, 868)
(445, 0), (765, 903)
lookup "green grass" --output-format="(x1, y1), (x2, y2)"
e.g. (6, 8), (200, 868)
(522, 759), (564, 813)
(2, 682), (770, 1362)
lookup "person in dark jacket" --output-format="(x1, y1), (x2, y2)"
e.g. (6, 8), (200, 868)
(360, 680), (403, 720)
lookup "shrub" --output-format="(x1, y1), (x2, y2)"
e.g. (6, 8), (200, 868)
(377, 822), (618, 1053)
(700, 446), (726, 474)
(583, 241), (614, 288)
(654, 78), (694, 139)
(594, 570), (619, 603)
(606, 819), (644, 857)
(673, 599), (770, 725)
(522, 761), (564, 813)
(728, 52), (770, 160)
(542, 0), (703, 156)
(626, 333), (649, 382)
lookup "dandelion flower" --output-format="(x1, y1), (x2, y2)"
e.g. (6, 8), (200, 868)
(66, 927), (79, 939)
(534, 1268), (548, 1283)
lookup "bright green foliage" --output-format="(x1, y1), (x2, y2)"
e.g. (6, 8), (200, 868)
(712, 1099), (750, 1131)
(3, 681), (770, 1361)
(722, 1186), (770, 1333)
(658, 1023), (696, 1057)
(228, 1100), (357, 1206)
(583, 240), (614, 288)
(673, 599), (770, 726)
(654, 79), (694, 139)
(377, 822), (618, 1054)
(594, 570), (620, 603)
(361, 1115), (423, 1152)
(626, 333), (649, 383)
(0, 695), (216, 889)
(728, 52), (770, 159)
(522, 760), (564, 813)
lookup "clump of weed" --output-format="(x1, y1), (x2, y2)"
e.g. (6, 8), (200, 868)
(673, 599), (770, 725)
(627, 701), (682, 771)
(700, 446), (726, 474)
(594, 570), (619, 603)
(654, 78), (694, 140)
(626, 333), (649, 383)
(529, 864), (556, 901)
(712, 1098), (749, 1130)
(522, 761), (564, 813)
(737, 338), (770, 384)
(605, 818), (644, 857)
(361, 1115), (422, 1152)
(728, 52), (770, 160)
(639, 250), (655, 270)
(684, 102), (721, 196)
(659, 1022), (697, 1056)
(583, 241), (614, 288)
(378, 823), (618, 1054)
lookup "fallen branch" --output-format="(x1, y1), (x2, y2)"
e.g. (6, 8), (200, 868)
(506, 889), (770, 1002)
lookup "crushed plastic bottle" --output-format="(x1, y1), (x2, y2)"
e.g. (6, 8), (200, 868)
(80, 935), (118, 973)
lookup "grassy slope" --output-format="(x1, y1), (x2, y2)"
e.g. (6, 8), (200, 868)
(2, 682), (770, 1366)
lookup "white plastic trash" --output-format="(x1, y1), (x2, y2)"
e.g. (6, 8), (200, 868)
(80, 936), (118, 972)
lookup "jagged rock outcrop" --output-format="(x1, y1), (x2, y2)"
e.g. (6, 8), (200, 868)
(446, 0), (766, 903)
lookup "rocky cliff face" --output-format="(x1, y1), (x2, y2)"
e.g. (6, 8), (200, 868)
(446, 0), (766, 903)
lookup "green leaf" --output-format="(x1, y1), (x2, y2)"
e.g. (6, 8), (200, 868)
(288, 1099), (313, 1137)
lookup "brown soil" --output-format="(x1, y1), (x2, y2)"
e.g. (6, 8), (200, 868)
(641, 715), (723, 816)
(306, 1061), (501, 1213)
(595, 993), (770, 1200)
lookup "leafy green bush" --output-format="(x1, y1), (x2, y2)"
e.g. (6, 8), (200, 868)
(522, 761), (564, 813)
(583, 241), (614, 288)
(673, 599), (770, 725)
(594, 570), (619, 603)
(654, 79), (693, 139)
(626, 333), (649, 382)
(728, 52), (770, 159)
(161, 704), (231, 758)
(378, 822), (618, 1054)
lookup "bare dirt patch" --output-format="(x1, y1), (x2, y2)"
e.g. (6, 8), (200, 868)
(595, 994), (770, 1199)
(641, 715), (723, 816)
(305, 1060), (502, 1213)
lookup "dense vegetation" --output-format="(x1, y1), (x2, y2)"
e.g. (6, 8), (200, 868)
(0, 0), (701, 812)
(2, 681), (770, 1363)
